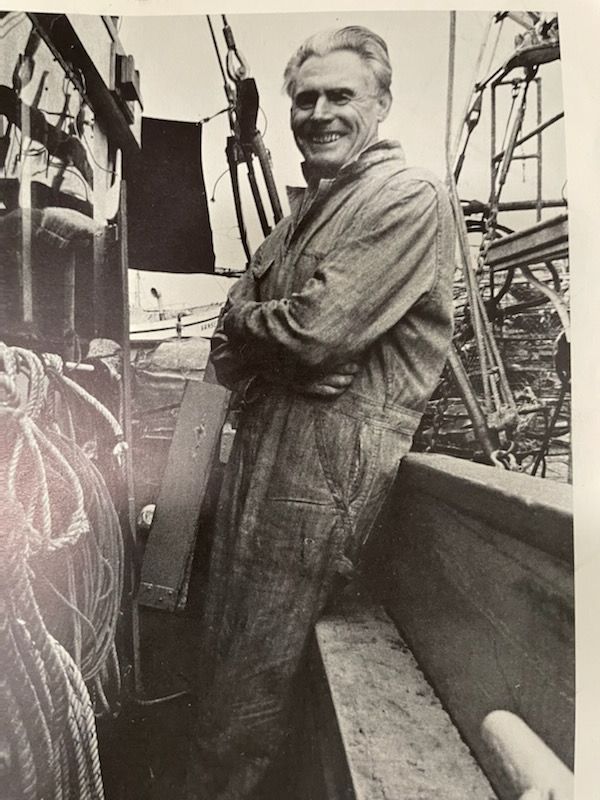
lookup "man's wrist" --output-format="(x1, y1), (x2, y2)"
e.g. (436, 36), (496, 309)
(223, 303), (249, 340)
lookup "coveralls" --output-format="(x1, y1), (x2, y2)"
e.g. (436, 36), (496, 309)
(188, 141), (455, 799)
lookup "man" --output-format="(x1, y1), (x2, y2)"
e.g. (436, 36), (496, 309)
(188, 25), (455, 799)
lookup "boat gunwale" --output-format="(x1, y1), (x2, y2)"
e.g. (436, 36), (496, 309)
(397, 452), (573, 564)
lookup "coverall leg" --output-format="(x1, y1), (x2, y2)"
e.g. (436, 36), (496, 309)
(187, 389), (413, 799)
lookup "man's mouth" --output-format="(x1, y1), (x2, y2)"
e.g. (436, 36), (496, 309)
(308, 132), (343, 145)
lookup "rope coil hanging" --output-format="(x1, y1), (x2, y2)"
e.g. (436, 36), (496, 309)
(1, 341), (126, 799)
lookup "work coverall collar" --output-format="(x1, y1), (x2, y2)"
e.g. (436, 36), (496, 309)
(286, 139), (406, 217)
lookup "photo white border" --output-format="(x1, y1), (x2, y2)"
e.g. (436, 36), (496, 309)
(2, 1), (598, 796)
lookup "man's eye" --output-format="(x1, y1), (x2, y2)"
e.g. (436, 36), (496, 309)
(294, 93), (317, 110)
(329, 91), (353, 105)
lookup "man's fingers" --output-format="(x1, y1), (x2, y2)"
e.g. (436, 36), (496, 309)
(290, 362), (361, 397)
(303, 383), (344, 397)
(299, 373), (354, 397)
(334, 361), (361, 375)
(319, 373), (355, 389)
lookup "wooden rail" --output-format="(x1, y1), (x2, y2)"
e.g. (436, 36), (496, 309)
(366, 453), (574, 797)
(304, 454), (573, 800)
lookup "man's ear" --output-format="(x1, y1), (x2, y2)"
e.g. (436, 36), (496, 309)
(377, 91), (392, 123)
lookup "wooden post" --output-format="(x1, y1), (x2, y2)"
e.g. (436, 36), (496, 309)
(20, 101), (33, 325)
(63, 251), (76, 361)
(116, 179), (143, 695)
(92, 125), (108, 337)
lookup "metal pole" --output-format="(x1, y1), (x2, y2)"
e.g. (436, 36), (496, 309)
(494, 78), (530, 201)
(536, 78), (543, 221)
(490, 82), (497, 203)
(242, 149), (271, 237)
(447, 346), (499, 461)
(531, 381), (568, 476)
(445, 12), (456, 166)
(251, 132), (283, 224)
(226, 137), (252, 266)
(463, 199), (566, 213)
(492, 112), (563, 163)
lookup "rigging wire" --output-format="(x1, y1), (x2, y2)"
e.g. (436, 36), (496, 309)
(258, 105), (268, 138)
(205, 13), (283, 261)
(206, 14), (228, 88)
(206, 13), (252, 261)
(210, 167), (231, 202)
(200, 105), (232, 125)
(81, 125), (119, 180)
(445, 11), (518, 463)
(483, 15), (506, 80)
(450, 13), (494, 163)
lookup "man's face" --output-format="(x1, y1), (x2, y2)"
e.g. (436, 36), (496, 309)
(290, 49), (391, 178)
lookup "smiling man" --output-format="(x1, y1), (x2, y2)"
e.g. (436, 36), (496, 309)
(187, 26), (456, 800)
(290, 47), (391, 178)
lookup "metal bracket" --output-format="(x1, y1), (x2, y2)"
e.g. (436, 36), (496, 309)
(138, 581), (178, 611)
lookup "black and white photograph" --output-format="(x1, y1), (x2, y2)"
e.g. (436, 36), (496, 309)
(1, 3), (597, 799)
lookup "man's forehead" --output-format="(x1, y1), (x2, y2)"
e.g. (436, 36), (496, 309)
(294, 50), (376, 93)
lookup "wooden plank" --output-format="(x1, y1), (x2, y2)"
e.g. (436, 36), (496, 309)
(365, 455), (574, 798)
(485, 214), (568, 269)
(139, 379), (230, 611)
(308, 599), (497, 800)
(398, 453), (572, 563)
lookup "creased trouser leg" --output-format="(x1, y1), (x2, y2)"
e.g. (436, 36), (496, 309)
(186, 395), (412, 800)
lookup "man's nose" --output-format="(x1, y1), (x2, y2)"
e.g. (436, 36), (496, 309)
(311, 95), (333, 119)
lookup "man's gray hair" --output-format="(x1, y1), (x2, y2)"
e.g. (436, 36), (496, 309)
(283, 26), (392, 99)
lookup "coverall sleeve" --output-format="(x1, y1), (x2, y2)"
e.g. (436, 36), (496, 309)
(209, 263), (259, 390)
(223, 178), (443, 369)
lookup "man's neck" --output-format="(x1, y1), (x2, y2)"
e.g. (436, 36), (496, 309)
(303, 165), (338, 190)
(301, 138), (385, 187)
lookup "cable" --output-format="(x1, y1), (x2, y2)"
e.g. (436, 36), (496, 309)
(449, 13), (492, 163)
(206, 15), (229, 89)
(210, 167), (231, 202)
(81, 125), (118, 180)
(200, 105), (232, 125)
(258, 105), (268, 137)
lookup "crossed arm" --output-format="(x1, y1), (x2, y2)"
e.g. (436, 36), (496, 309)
(210, 276), (360, 397)
(210, 178), (439, 397)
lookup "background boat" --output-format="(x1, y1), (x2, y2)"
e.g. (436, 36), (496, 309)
(129, 301), (223, 342)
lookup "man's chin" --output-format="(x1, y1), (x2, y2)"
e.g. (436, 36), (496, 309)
(304, 155), (344, 179)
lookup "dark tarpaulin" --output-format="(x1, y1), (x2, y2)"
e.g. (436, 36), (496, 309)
(126, 117), (215, 273)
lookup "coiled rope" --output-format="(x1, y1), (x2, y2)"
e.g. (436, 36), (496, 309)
(1, 341), (126, 798)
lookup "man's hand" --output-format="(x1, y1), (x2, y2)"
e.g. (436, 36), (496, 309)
(295, 361), (360, 398)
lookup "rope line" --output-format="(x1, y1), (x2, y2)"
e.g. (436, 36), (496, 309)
(1, 342), (126, 799)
